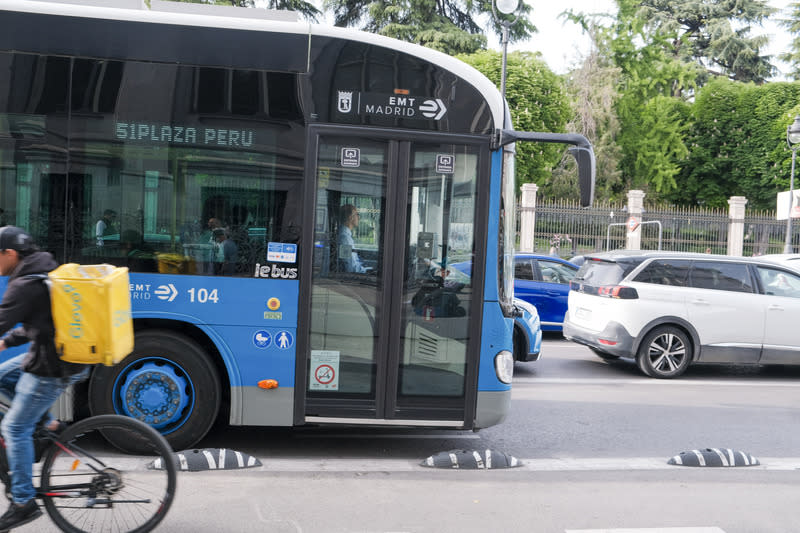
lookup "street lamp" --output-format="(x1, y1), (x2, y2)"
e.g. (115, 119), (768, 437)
(784, 115), (800, 253)
(492, 0), (521, 108)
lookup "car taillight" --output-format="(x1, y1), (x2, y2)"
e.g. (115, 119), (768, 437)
(597, 285), (638, 299)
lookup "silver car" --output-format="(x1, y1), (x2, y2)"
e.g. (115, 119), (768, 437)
(563, 251), (800, 378)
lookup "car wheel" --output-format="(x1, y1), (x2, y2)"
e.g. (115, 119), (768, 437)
(589, 347), (619, 361)
(636, 326), (691, 379)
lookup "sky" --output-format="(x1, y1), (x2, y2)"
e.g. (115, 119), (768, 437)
(504, 0), (795, 80)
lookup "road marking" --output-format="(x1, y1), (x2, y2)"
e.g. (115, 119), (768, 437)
(223, 456), (800, 473)
(564, 526), (725, 533)
(514, 377), (800, 387)
(294, 433), (480, 440)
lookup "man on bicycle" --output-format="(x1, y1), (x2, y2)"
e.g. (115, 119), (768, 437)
(0, 227), (88, 530)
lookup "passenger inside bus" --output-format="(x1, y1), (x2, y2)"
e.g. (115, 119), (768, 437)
(337, 204), (368, 274)
(213, 227), (238, 275)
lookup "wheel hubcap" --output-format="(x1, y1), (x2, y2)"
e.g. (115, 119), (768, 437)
(116, 360), (191, 430)
(649, 333), (686, 373)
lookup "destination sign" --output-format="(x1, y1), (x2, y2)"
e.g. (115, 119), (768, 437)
(115, 122), (255, 147)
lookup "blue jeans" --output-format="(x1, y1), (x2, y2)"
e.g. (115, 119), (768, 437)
(0, 355), (89, 504)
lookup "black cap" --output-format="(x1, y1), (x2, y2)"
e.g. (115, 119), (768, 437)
(0, 226), (35, 254)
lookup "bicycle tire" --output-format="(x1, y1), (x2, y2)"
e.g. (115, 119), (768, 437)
(39, 415), (177, 533)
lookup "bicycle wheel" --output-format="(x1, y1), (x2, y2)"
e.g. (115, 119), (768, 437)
(39, 415), (177, 533)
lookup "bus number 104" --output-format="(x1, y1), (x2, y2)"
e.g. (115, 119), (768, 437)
(187, 288), (220, 303)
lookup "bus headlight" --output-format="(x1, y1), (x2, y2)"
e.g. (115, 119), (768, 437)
(494, 350), (514, 384)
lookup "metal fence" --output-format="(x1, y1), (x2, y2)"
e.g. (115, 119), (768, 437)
(519, 199), (797, 258)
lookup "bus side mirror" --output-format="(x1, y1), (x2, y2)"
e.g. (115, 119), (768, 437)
(568, 146), (596, 208)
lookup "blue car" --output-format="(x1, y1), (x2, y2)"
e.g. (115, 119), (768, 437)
(513, 254), (579, 331)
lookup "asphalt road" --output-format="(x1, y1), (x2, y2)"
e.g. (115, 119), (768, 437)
(15, 334), (800, 533)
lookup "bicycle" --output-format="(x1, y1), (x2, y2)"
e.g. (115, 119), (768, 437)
(0, 403), (177, 533)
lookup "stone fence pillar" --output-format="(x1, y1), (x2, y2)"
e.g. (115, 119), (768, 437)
(626, 190), (646, 250)
(519, 183), (538, 252)
(727, 196), (748, 256)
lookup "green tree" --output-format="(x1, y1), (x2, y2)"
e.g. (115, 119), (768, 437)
(325, 0), (536, 55)
(600, 1), (697, 196)
(779, 2), (800, 80)
(459, 50), (571, 195)
(668, 79), (800, 209)
(562, 25), (624, 202)
(636, 0), (776, 83)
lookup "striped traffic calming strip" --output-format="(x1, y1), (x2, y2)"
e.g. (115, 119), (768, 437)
(149, 448), (262, 471)
(668, 448), (759, 467)
(421, 449), (521, 469)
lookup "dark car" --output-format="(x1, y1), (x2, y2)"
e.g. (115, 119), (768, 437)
(513, 254), (579, 331)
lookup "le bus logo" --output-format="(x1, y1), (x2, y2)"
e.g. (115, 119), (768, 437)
(254, 263), (298, 279)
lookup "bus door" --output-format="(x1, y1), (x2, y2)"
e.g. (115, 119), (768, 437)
(300, 129), (486, 426)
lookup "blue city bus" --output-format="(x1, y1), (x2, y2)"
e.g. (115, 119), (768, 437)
(0, 0), (594, 451)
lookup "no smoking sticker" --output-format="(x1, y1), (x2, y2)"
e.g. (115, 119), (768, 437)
(310, 350), (340, 391)
(315, 365), (335, 385)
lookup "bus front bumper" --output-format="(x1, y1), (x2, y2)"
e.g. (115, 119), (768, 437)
(473, 389), (511, 429)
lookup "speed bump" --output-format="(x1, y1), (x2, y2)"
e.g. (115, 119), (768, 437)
(421, 449), (521, 469)
(149, 448), (262, 471)
(668, 448), (759, 467)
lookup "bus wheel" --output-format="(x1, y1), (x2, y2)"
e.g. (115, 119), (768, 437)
(88, 330), (221, 453)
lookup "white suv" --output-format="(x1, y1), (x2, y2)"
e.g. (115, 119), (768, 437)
(563, 251), (800, 378)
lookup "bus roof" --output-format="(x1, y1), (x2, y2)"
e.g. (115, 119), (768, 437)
(3, 0), (504, 130)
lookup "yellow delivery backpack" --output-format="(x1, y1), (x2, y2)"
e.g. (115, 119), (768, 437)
(44, 264), (134, 366)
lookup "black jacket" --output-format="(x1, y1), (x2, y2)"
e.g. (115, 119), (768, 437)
(0, 251), (84, 377)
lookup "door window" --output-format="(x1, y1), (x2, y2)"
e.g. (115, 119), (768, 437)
(756, 266), (800, 298)
(514, 259), (534, 281)
(308, 138), (387, 398)
(689, 261), (753, 293)
(634, 259), (691, 286)
(537, 260), (577, 284)
(399, 144), (479, 401)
